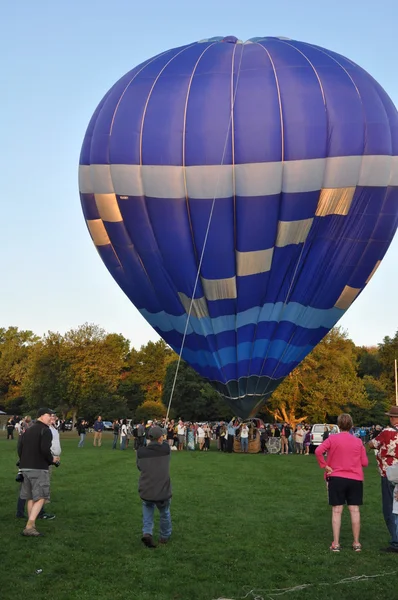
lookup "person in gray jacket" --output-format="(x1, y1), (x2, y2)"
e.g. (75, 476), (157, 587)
(136, 426), (172, 548)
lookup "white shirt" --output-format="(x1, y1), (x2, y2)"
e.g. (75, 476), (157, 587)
(120, 424), (128, 437)
(197, 427), (205, 438)
(177, 424), (185, 435)
(240, 426), (249, 439)
(50, 425), (62, 456)
(386, 465), (398, 514)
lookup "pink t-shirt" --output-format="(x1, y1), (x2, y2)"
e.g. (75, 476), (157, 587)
(315, 432), (368, 481)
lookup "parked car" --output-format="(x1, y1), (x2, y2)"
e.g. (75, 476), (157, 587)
(103, 421), (113, 431)
(310, 424), (340, 451)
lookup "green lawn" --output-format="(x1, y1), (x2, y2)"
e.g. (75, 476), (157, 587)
(0, 432), (396, 600)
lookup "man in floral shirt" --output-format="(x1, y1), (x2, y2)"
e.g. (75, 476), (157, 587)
(369, 405), (398, 553)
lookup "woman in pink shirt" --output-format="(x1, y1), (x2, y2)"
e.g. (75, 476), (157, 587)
(315, 413), (368, 552)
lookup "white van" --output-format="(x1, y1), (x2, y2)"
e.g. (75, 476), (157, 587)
(310, 424), (340, 450)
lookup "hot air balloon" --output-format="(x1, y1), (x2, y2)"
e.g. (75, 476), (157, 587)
(79, 36), (398, 418)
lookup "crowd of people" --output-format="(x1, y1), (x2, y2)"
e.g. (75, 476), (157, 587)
(5, 407), (398, 553)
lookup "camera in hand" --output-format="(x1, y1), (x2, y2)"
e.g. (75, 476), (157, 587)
(54, 461), (60, 467)
(16, 470), (24, 483)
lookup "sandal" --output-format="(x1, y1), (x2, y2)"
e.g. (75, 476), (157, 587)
(352, 543), (362, 552)
(330, 542), (341, 552)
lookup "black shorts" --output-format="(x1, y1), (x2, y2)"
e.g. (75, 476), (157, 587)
(328, 476), (363, 506)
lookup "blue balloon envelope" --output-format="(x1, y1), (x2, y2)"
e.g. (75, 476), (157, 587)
(79, 36), (398, 418)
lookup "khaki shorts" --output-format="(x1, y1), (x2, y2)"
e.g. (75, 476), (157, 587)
(20, 470), (50, 502)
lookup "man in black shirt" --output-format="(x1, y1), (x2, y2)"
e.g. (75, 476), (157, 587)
(17, 407), (60, 537)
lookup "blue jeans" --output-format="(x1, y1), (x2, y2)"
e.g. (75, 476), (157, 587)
(78, 433), (85, 447)
(120, 436), (126, 450)
(142, 499), (172, 539)
(381, 476), (398, 547)
(241, 437), (248, 452)
(112, 434), (118, 449)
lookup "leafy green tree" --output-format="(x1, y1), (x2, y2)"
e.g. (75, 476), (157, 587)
(0, 327), (40, 412)
(135, 400), (166, 422)
(357, 346), (382, 379)
(378, 331), (398, 402)
(23, 324), (130, 422)
(162, 361), (233, 421)
(266, 328), (369, 424)
(22, 332), (70, 414)
(118, 376), (145, 418)
(352, 375), (390, 425)
(128, 340), (176, 403)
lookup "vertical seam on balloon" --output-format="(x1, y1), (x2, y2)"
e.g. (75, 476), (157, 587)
(87, 146), (124, 272)
(344, 79), (393, 293)
(109, 48), (175, 136)
(179, 42), (226, 381)
(182, 42), (216, 265)
(244, 42), (286, 401)
(259, 43), (370, 398)
(252, 40), (331, 396)
(230, 43), (239, 395)
(134, 45), (204, 346)
(300, 44), (373, 308)
(107, 158), (156, 289)
(259, 44), (284, 161)
(139, 44), (197, 165)
(86, 95), (124, 270)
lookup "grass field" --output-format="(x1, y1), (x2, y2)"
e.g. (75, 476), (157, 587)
(0, 431), (396, 600)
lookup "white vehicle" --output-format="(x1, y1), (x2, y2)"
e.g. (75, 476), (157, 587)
(310, 424), (340, 450)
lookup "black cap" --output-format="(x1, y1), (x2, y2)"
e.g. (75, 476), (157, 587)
(148, 426), (164, 440)
(37, 407), (55, 418)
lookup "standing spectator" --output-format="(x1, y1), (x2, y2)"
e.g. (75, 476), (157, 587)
(120, 419), (128, 450)
(368, 405), (398, 553)
(17, 408), (60, 536)
(219, 423), (227, 452)
(186, 423), (195, 451)
(315, 413), (368, 552)
(137, 421), (146, 448)
(177, 420), (186, 451)
(166, 422), (175, 448)
(280, 423), (290, 455)
(240, 423), (249, 453)
(137, 426), (172, 548)
(273, 424), (281, 438)
(323, 425), (330, 442)
(6, 419), (15, 440)
(77, 420), (87, 448)
(196, 425), (205, 451)
(93, 416), (104, 447)
(359, 427), (367, 445)
(204, 424), (211, 451)
(16, 416), (33, 518)
(304, 427), (311, 455)
(112, 420), (120, 449)
(295, 425), (305, 454)
(227, 418), (239, 453)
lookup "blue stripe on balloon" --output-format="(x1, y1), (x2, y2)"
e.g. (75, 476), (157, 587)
(140, 302), (344, 336)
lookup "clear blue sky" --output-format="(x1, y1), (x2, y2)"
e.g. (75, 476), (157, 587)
(1, 0), (397, 349)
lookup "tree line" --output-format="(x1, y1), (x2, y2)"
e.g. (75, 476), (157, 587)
(0, 324), (396, 425)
